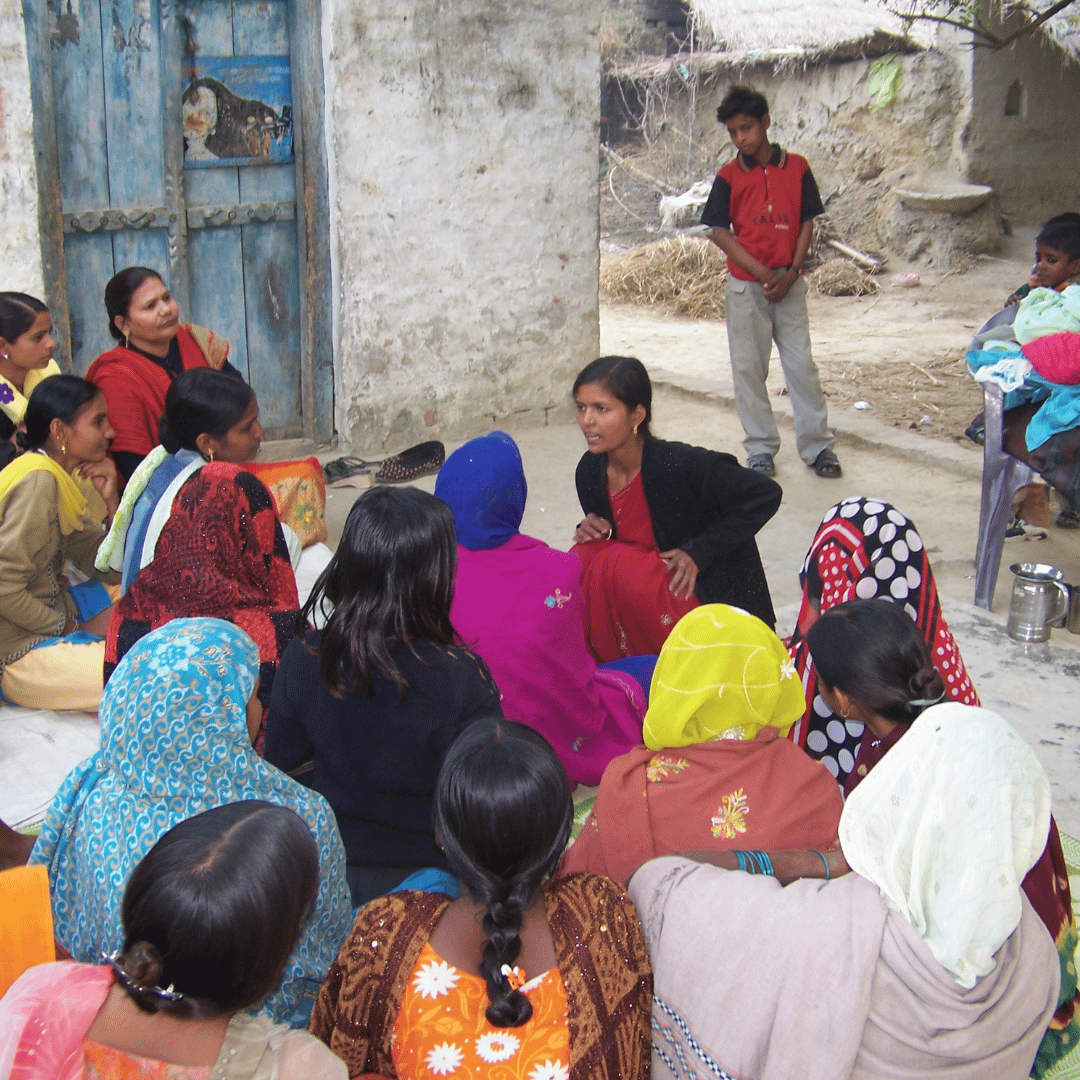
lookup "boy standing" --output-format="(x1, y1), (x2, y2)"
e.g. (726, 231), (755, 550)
(701, 85), (841, 478)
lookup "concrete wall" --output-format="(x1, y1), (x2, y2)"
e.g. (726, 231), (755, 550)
(966, 29), (1080, 224)
(325, 0), (601, 452)
(0, 0), (44, 296)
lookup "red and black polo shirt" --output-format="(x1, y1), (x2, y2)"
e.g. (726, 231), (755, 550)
(700, 144), (824, 281)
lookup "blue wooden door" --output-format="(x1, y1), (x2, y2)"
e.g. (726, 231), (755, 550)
(32, 0), (313, 439)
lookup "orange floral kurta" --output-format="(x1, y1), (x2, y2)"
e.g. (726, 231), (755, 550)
(392, 943), (570, 1080)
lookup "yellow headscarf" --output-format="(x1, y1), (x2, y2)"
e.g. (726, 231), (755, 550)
(0, 450), (88, 535)
(643, 604), (805, 750)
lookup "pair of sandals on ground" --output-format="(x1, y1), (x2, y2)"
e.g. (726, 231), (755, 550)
(747, 446), (842, 479)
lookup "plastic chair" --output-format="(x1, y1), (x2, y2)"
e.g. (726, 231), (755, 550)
(973, 379), (1036, 610)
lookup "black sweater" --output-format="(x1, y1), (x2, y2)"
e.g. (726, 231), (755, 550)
(575, 437), (782, 627)
(265, 632), (502, 872)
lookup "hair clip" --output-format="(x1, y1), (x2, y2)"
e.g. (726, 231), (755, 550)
(106, 956), (185, 1002)
(500, 963), (526, 991)
(907, 690), (946, 708)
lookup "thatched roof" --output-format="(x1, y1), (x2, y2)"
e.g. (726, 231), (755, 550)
(685, 0), (931, 58)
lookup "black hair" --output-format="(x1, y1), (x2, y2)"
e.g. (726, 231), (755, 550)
(805, 598), (944, 724)
(1036, 214), (1080, 261)
(0, 292), (49, 345)
(159, 368), (255, 454)
(717, 84), (769, 124)
(114, 801), (319, 1020)
(572, 355), (653, 438)
(434, 718), (573, 1028)
(20, 374), (102, 451)
(303, 485), (458, 699)
(105, 266), (164, 342)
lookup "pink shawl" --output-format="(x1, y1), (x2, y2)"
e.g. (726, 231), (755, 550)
(0, 961), (112, 1080)
(450, 535), (645, 785)
(630, 857), (1059, 1080)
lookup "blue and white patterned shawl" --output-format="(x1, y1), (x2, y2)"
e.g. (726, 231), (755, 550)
(29, 617), (352, 1027)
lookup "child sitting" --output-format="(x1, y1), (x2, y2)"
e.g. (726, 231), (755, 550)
(1006, 212), (1080, 306)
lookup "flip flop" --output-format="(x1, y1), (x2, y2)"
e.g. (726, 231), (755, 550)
(747, 453), (775, 477)
(323, 456), (380, 483)
(811, 449), (843, 478)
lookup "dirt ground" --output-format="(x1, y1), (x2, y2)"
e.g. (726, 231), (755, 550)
(600, 226), (1039, 450)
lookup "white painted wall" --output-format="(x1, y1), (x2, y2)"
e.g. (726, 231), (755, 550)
(0, 0), (44, 297)
(324, 0), (602, 452)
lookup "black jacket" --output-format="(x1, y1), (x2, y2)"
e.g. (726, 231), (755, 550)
(575, 437), (781, 627)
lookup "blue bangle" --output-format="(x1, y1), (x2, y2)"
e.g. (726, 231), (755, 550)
(748, 850), (774, 877)
(733, 850), (748, 873)
(812, 849), (831, 881)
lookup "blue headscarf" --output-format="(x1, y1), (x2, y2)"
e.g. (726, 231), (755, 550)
(29, 617), (351, 1027)
(434, 431), (527, 551)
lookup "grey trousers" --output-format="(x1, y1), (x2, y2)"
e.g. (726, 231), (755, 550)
(724, 274), (834, 464)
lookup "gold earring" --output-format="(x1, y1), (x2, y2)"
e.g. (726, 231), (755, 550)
(633, 424), (639, 436)
(208, 449), (214, 462)
(60, 442), (66, 455)
(124, 331), (130, 349)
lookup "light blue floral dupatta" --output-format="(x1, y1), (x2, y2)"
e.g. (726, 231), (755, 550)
(29, 617), (351, 1027)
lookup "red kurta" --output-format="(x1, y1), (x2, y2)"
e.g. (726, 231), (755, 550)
(572, 472), (698, 663)
(86, 324), (224, 458)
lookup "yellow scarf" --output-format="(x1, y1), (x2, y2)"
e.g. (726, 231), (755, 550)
(0, 359), (62, 423)
(0, 450), (88, 535)
(643, 604), (806, 750)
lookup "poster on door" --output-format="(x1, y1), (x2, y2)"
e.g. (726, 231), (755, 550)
(182, 56), (293, 167)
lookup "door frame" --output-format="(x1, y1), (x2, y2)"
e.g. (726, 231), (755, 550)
(22, 0), (334, 443)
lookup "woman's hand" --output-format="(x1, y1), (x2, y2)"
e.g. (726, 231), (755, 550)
(78, 457), (120, 519)
(574, 513), (613, 544)
(660, 548), (699, 600)
(79, 603), (115, 638)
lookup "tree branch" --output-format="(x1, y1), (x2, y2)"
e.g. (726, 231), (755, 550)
(889, 0), (1078, 50)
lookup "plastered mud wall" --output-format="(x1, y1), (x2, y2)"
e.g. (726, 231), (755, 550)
(0, 0), (44, 296)
(968, 33), (1080, 224)
(326, 0), (601, 452)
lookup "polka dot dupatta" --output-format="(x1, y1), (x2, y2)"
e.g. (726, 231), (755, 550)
(786, 498), (978, 784)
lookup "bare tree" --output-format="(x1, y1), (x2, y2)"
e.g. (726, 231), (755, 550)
(886, 0), (1077, 49)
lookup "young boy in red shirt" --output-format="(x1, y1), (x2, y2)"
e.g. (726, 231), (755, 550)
(701, 85), (841, 478)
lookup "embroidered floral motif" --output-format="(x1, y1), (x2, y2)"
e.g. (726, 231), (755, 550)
(413, 958), (461, 999)
(475, 1032), (521, 1063)
(544, 588), (571, 609)
(780, 656), (797, 680)
(660, 614), (673, 626)
(711, 788), (749, 839)
(0, 383), (13, 405)
(646, 754), (690, 783)
(426, 1042), (464, 1075)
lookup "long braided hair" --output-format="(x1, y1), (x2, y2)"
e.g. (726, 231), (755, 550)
(433, 718), (573, 1027)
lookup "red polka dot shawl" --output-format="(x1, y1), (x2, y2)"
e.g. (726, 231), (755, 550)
(786, 498), (978, 783)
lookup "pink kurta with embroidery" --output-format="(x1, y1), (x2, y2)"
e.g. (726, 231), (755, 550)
(450, 534), (645, 786)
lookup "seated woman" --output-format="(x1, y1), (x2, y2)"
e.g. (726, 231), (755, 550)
(86, 266), (239, 481)
(0, 292), (61, 448)
(563, 604), (843, 884)
(630, 699), (1060, 1080)
(434, 430), (647, 785)
(96, 368), (331, 604)
(102, 462), (301, 716)
(804, 598), (1080, 1076)
(29, 618), (351, 1026)
(310, 717), (653, 1079)
(786, 496), (979, 783)
(572, 356), (781, 663)
(264, 487), (502, 907)
(0, 376), (119, 711)
(3, 801), (348, 1077)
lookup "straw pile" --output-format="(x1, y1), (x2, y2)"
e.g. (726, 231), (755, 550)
(600, 237), (728, 318)
(808, 257), (881, 297)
